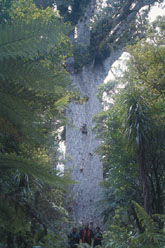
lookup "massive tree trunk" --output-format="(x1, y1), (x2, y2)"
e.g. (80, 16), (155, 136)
(66, 52), (121, 226)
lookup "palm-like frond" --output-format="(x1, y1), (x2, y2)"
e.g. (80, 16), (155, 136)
(123, 86), (150, 148)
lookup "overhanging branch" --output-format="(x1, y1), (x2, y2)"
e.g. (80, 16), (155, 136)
(90, 0), (161, 63)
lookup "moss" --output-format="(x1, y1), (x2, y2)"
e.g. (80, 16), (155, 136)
(73, 44), (93, 72)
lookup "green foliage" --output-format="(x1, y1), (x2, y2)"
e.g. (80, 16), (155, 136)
(93, 91), (142, 223)
(0, 0), (73, 246)
(90, 0), (158, 64)
(0, 20), (65, 61)
(0, 0), (12, 24)
(131, 201), (165, 247)
(0, 153), (68, 186)
(102, 202), (165, 248)
(102, 208), (134, 248)
(123, 85), (151, 149)
(73, 44), (92, 72)
(97, 80), (117, 102)
(94, 16), (165, 247)
(55, 0), (162, 70)
(125, 22), (165, 95)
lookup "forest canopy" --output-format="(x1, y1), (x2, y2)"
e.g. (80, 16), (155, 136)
(0, 0), (164, 247)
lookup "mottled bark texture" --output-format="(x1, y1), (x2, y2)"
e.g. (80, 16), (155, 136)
(66, 53), (121, 226)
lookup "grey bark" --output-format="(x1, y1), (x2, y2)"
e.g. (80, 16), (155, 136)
(66, 51), (121, 226)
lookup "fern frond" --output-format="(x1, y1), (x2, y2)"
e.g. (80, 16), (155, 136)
(132, 201), (154, 232)
(0, 63), (70, 101)
(0, 19), (68, 61)
(0, 153), (66, 187)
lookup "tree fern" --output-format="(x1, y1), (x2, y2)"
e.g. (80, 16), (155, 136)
(0, 19), (69, 60)
(0, 17), (72, 150)
(0, 2), (72, 246)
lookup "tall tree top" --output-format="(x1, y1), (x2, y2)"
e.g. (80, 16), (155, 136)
(34, 0), (164, 70)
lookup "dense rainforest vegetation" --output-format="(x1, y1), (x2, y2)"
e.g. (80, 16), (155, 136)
(94, 16), (165, 247)
(0, 0), (73, 247)
(0, 0), (164, 247)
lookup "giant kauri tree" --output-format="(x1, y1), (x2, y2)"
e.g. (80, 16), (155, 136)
(51, 0), (163, 225)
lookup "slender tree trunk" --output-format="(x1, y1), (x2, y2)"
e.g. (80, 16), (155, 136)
(138, 148), (151, 215)
(155, 169), (163, 214)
